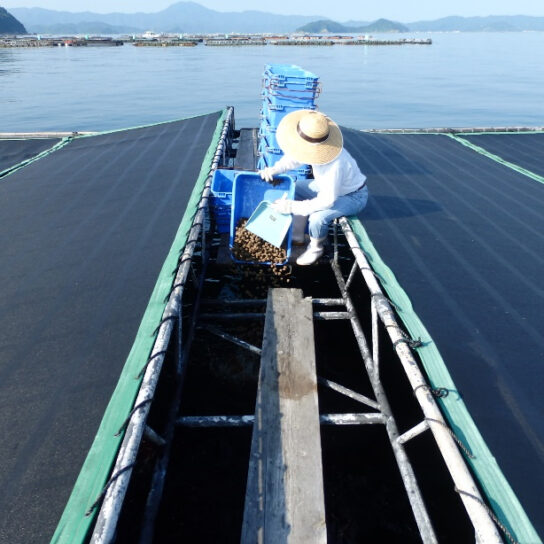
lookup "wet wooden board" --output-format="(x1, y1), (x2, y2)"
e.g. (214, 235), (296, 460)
(234, 128), (258, 171)
(242, 288), (326, 543)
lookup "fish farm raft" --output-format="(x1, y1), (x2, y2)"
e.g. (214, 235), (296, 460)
(0, 98), (543, 544)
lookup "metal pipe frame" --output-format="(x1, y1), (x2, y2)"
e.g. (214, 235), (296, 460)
(176, 413), (386, 427)
(0, 131), (98, 138)
(317, 377), (381, 411)
(336, 217), (502, 543)
(89, 107), (235, 544)
(329, 253), (439, 544)
(200, 324), (262, 355)
(313, 311), (352, 320)
(138, 240), (209, 544)
(363, 126), (544, 134)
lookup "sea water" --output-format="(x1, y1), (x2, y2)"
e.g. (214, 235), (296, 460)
(0, 32), (543, 132)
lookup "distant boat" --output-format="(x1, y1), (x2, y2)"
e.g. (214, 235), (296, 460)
(142, 30), (162, 40)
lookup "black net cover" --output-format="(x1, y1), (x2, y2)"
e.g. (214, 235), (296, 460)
(344, 129), (544, 538)
(461, 132), (544, 177)
(0, 113), (221, 543)
(0, 138), (60, 174)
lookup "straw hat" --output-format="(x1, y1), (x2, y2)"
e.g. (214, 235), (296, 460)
(276, 110), (343, 165)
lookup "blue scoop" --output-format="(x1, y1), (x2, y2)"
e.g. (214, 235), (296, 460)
(245, 198), (292, 247)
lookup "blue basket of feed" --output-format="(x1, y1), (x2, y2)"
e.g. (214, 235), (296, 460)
(230, 172), (295, 264)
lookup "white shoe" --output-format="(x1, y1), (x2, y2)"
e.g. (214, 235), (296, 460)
(296, 237), (325, 265)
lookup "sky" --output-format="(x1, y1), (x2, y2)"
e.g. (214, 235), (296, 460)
(2, 0), (544, 22)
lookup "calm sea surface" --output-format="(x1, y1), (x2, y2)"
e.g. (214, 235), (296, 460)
(1, 32), (543, 132)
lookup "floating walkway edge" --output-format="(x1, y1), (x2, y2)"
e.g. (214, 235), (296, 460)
(347, 217), (542, 544)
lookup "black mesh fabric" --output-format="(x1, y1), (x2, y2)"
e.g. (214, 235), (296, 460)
(0, 113), (221, 543)
(344, 128), (544, 537)
(461, 132), (544, 177)
(0, 138), (60, 174)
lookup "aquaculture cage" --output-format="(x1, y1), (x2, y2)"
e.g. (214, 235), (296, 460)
(2, 113), (542, 544)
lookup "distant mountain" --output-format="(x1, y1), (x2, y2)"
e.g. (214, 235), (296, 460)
(33, 22), (142, 35)
(0, 7), (27, 34)
(9, 3), (544, 35)
(407, 15), (544, 32)
(298, 20), (348, 33)
(298, 18), (409, 33)
(363, 19), (409, 32)
(300, 15), (544, 34)
(11, 2), (323, 34)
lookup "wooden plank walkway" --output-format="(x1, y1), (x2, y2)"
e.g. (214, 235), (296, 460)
(242, 288), (327, 543)
(234, 128), (258, 171)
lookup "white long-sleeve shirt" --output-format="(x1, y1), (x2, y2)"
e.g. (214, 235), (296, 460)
(270, 147), (366, 216)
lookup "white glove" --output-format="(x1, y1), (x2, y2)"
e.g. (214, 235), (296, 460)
(271, 197), (294, 215)
(259, 167), (276, 182)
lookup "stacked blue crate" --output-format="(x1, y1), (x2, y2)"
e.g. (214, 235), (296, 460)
(210, 168), (236, 233)
(258, 64), (320, 180)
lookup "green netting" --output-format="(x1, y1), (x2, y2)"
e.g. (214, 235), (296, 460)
(51, 109), (227, 544)
(347, 216), (541, 544)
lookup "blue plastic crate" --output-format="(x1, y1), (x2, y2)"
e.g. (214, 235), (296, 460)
(291, 165), (312, 179)
(210, 169), (244, 233)
(256, 156), (311, 183)
(261, 100), (317, 128)
(256, 156), (268, 170)
(260, 105), (287, 129)
(259, 118), (281, 147)
(267, 93), (317, 110)
(210, 168), (236, 204)
(230, 172), (295, 264)
(287, 167), (312, 181)
(262, 88), (317, 110)
(262, 96), (317, 113)
(211, 204), (231, 233)
(258, 152), (282, 169)
(213, 206), (231, 218)
(215, 216), (230, 233)
(259, 117), (277, 134)
(212, 209), (231, 233)
(258, 129), (279, 151)
(258, 138), (282, 158)
(261, 85), (319, 103)
(260, 117), (277, 134)
(264, 63), (319, 90)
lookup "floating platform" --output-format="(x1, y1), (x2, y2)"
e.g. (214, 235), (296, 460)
(0, 35), (431, 48)
(132, 40), (197, 47)
(0, 112), (227, 542)
(270, 38), (432, 46)
(0, 111), (542, 543)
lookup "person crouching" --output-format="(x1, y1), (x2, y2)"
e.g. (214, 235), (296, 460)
(259, 110), (368, 265)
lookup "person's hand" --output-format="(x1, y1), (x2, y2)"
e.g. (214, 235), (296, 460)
(259, 167), (275, 182)
(271, 197), (294, 215)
